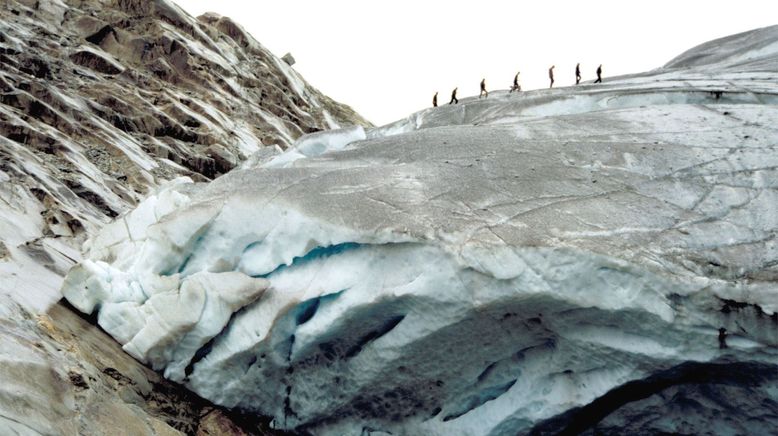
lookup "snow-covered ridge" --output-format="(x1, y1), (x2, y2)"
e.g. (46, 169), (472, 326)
(63, 25), (778, 435)
(665, 24), (778, 69)
(371, 25), (778, 140)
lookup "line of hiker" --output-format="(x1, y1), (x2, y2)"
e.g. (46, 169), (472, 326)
(549, 63), (602, 88)
(434, 64), (604, 106)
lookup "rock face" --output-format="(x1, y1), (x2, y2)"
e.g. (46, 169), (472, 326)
(63, 25), (778, 435)
(0, 0), (367, 434)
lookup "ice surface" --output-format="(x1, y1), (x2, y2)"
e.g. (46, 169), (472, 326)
(263, 125), (366, 168)
(62, 25), (778, 435)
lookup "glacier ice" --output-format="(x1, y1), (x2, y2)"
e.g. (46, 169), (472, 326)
(263, 125), (366, 168)
(62, 25), (778, 435)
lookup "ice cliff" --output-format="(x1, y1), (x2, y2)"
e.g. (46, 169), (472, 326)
(63, 26), (778, 434)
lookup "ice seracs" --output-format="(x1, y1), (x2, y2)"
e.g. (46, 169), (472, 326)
(62, 25), (778, 435)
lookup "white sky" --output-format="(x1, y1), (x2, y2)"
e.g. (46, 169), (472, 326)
(176, 0), (775, 126)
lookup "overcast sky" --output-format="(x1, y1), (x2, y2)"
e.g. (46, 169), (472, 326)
(176, 0), (774, 126)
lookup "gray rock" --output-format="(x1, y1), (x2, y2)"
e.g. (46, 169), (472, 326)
(281, 53), (296, 67)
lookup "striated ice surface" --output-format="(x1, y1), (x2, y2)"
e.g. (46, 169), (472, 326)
(62, 25), (778, 435)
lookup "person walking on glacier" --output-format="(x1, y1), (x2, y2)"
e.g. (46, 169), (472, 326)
(432, 91), (438, 107)
(510, 71), (521, 93)
(479, 78), (489, 98)
(595, 64), (603, 83)
(575, 63), (582, 84)
(449, 87), (459, 104)
(549, 65), (555, 88)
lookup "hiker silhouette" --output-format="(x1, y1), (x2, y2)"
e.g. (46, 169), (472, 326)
(549, 65), (555, 88)
(510, 72), (521, 93)
(576, 63), (581, 84)
(479, 78), (488, 98)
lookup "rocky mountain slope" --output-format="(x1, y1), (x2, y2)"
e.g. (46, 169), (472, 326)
(1, 0), (368, 282)
(0, 0), (367, 434)
(63, 25), (778, 435)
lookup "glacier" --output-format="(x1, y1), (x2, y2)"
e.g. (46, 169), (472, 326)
(62, 26), (778, 434)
